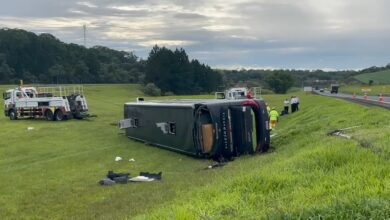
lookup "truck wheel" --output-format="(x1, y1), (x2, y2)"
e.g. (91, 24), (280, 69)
(54, 110), (64, 121)
(45, 110), (54, 121)
(9, 110), (17, 120)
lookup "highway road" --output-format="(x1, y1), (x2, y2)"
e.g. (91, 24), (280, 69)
(313, 90), (390, 110)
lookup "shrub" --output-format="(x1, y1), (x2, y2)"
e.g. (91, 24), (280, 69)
(164, 91), (175, 96)
(142, 83), (161, 96)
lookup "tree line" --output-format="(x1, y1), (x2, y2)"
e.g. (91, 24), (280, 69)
(0, 29), (221, 95)
(0, 28), (389, 95)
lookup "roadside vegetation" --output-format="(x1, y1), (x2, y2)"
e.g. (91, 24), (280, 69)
(1, 84), (390, 219)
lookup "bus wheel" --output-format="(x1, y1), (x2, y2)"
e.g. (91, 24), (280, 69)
(54, 110), (64, 121)
(45, 110), (54, 121)
(9, 110), (17, 120)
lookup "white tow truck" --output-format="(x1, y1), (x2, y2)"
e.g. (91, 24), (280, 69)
(3, 85), (89, 121)
(215, 87), (263, 100)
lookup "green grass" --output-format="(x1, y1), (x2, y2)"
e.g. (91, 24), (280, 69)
(1, 85), (390, 219)
(137, 93), (390, 219)
(354, 69), (390, 84)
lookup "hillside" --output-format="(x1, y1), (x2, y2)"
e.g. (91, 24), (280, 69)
(1, 84), (390, 219)
(354, 69), (390, 84)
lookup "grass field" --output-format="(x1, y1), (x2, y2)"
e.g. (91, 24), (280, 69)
(1, 85), (390, 219)
(354, 69), (390, 84)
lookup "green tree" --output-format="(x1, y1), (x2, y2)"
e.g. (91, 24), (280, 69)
(0, 61), (15, 83)
(145, 45), (221, 95)
(265, 71), (294, 94)
(48, 64), (65, 84)
(142, 83), (161, 96)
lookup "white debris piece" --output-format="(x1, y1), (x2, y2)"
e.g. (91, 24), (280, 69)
(129, 158), (135, 162)
(115, 156), (122, 162)
(129, 176), (154, 182)
(27, 127), (34, 131)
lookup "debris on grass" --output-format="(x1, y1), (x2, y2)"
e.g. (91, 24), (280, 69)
(99, 178), (116, 186)
(328, 130), (352, 139)
(99, 171), (162, 186)
(115, 156), (122, 161)
(129, 158), (135, 162)
(129, 176), (155, 182)
(27, 127), (34, 131)
(129, 172), (162, 182)
(327, 125), (361, 139)
(206, 162), (226, 169)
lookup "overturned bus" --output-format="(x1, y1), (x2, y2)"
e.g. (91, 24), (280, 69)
(119, 98), (270, 160)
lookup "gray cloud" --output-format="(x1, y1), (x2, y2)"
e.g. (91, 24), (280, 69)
(0, 0), (389, 69)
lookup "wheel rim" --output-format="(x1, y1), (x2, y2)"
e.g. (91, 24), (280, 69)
(56, 111), (63, 121)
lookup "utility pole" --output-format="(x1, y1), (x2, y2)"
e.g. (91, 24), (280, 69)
(83, 24), (87, 47)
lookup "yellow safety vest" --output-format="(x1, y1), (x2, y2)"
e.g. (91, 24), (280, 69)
(269, 110), (279, 121)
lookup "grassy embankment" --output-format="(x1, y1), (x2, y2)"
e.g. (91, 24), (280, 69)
(1, 85), (390, 219)
(354, 69), (390, 84)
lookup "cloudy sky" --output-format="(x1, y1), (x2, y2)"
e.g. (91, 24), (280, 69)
(1, 0), (389, 70)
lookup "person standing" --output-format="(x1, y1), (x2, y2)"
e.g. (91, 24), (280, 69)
(269, 107), (279, 130)
(283, 99), (289, 114)
(290, 96), (296, 113)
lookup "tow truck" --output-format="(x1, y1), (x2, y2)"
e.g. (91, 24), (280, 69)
(215, 87), (263, 100)
(3, 85), (89, 121)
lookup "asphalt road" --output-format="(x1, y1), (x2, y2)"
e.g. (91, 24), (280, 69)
(313, 90), (390, 110)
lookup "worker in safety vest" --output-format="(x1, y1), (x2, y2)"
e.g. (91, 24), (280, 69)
(269, 107), (279, 130)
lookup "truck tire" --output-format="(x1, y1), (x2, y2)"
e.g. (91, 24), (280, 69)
(9, 110), (17, 120)
(54, 110), (64, 121)
(45, 109), (54, 121)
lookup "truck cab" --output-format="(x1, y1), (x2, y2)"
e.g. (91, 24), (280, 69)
(215, 88), (250, 100)
(330, 84), (339, 94)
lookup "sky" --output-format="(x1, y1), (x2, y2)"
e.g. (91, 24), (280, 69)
(0, 0), (389, 70)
